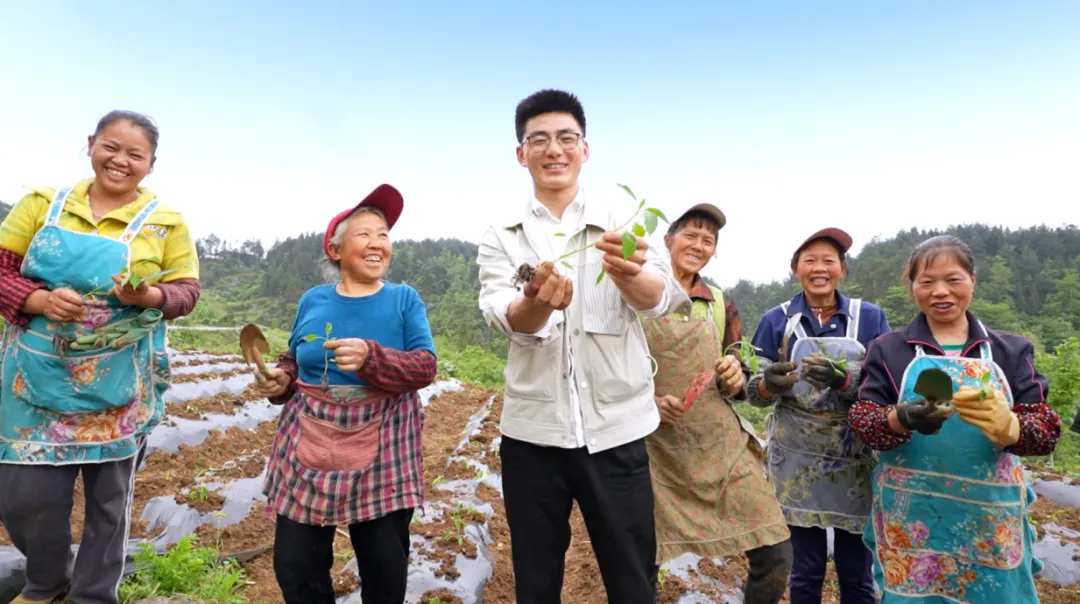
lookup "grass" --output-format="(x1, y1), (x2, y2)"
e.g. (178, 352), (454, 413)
(167, 324), (290, 359)
(118, 535), (249, 604)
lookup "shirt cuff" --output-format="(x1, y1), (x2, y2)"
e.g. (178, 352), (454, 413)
(483, 290), (559, 348)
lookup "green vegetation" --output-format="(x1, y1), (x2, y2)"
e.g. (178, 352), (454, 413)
(118, 535), (248, 604)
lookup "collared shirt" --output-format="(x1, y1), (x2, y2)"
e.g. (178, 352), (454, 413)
(481, 187), (671, 448)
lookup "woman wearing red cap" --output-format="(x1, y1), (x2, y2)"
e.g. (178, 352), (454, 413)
(252, 184), (437, 604)
(747, 228), (891, 604)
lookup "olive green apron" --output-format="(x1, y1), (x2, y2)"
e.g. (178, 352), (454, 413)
(644, 294), (790, 562)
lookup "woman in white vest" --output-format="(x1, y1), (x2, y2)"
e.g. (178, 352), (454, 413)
(644, 204), (792, 604)
(747, 228), (891, 604)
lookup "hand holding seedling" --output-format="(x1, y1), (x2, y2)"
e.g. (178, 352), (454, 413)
(323, 338), (370, 373)
(655, 395), (684, 425)
(802, 355), (848, 390)
(252, 367), (291, 398)
(714, 355), (744, 395)
(594, 230), (648, 286)
(761, 361), (798, 397)
(894, 400), (949, 435)
(522, 261), (573, 310)
(110, 273), (162, 308)
(40, 287), (85, 322)
(952, 385), (1020, 447)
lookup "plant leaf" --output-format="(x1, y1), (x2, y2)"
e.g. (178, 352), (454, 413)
(595, 266), (606, 284)
(560, 261), (574, 270)
(980, 371), (991, 384)
(302, 334), (318, 342)
(554, 232), (566, 237)
(621, 231), (637, 260)
(637, 199), (646, 211)
(325, 322), (333, 336)
(646, 207), (669, 223)
(617, 183), (636, 201)
(644, 211), (658, 235)
(632, 223), (646, 237)
(127, 272), (143, 288)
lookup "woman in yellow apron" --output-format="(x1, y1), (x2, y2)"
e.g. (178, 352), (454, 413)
(644, 204), (792, 604)
(0, 110), (200, 604)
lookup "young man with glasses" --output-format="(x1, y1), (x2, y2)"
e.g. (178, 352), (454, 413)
(477, 89), (687, 604)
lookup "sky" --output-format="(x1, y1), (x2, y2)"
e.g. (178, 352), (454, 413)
(1, 1), (1078, 287)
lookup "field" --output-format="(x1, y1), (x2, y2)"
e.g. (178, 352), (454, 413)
(0, 343), (1077, 603)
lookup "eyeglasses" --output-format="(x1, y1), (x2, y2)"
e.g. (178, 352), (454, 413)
(521, 131), (583, 152)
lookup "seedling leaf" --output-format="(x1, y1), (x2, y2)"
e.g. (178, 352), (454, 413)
(980, 371), (991, 384)
(644, 211), (658, 235)
(595, 267), (606, 284)
(325, 322), (333, 336)
(646, 207), (669, 223)
(560, 261), (574, 270)
(617, 183), (636, 200)
(620, 231), (637, 260)
(632, 223), (646, 237)
(554, 232), (566, 237)
(302, 334), (318, 342)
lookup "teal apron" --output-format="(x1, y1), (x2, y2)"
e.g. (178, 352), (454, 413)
(864, 331), (1042, 603)
(0, 186), (170, 464)
(765, 298), (875, 534)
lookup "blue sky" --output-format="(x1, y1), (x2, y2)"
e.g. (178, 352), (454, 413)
(1, 1), (1077, 286)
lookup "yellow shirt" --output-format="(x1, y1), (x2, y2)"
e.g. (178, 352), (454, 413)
(0, 178), (199, 283)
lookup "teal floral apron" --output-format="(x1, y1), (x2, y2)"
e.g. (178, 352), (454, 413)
(766, 298), (875, 534)
(864, 333), (1042, 603)
(0, 186), (170, 464)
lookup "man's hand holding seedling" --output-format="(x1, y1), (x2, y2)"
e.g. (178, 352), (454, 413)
(111, 273), (164, 308)
(324, 338), (371, 372)
(953, 386), (1020, 447)
(594, 231), (665, 311)
(507, 261), (573, 335)
(714, 355), (744, 395)
(655, 394), (683, 425)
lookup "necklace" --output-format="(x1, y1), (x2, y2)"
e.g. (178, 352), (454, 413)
(808, 302), (837, 325)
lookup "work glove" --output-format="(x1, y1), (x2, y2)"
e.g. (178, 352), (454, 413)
(762, 361), (799, 397)
(802, 356), (848, 390)
(895, 400), (952, 435)
(953, 386), (1020, 447)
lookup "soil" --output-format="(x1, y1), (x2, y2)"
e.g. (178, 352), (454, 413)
(1, 362), (1078, 604)
(171, 355), (246, 368)
(171, 366), (252, 384)
(167, 386), (270, 420)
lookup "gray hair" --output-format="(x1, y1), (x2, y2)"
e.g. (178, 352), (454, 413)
(321, 206), (388, 282)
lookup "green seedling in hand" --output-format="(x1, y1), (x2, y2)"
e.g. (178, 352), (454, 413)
(513, 183), (669, 287)
(82, 257), (186, 299)
(914, 368), (955, 418)
(978, 370), (993, 400)
(724, 337), (762, 373)
(301, 322), (335, 387)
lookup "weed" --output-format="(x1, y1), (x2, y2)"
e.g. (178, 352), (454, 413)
(118, 535), (246, 603)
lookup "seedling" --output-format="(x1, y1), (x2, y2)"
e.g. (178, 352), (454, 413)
(914, 368), (956, 418)
(301, 322), (335, 387)
(83, 257), (186, 299)
(978, 370), (993, 400)
(189, 486), (210, 503)
(724, 337), (762, 373)
(657, 567), (671, 589)
(512, 183), (669, 287)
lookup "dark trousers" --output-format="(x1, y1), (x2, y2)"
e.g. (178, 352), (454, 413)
(744, 539), (794, 604)
(500, 436), (657, 604)
(0, 446), (141, 604)
(273, 508), (414, 604)
(789, 525), (874, 604)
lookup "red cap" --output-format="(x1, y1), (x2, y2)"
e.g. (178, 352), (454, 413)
(323, 184), (404, 257)
(795, 227), (853, 256)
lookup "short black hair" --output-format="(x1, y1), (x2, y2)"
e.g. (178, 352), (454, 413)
(515, 89), (586, 143)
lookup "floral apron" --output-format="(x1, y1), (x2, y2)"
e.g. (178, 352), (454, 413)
(765, 298), (874, 534)
(0, 186), (169, 464)
(644, 299), (789, 562)
(863, 334), (1042, 603)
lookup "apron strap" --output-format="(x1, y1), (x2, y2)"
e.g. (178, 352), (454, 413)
(846, 298), (862, 340)
(118, 198), (162, 246)
(44, 187), (75, 227)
